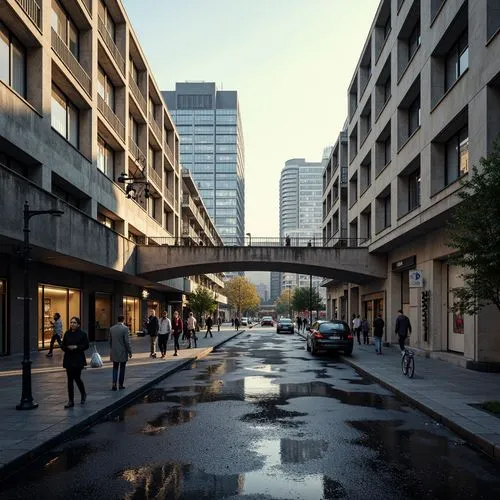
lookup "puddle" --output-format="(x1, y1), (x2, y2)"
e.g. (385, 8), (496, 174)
(340, 378), (374, 386)
(140, 407), (195, 435)
(302, 368), (332, 379)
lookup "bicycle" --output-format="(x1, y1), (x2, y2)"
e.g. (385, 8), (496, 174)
(401, 347), (415, 378)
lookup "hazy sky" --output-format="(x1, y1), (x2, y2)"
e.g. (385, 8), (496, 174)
(122, 0), (379, 237)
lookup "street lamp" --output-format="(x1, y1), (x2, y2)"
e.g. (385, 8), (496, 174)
(309, 274), (313, 326)
(117, 173), (150, 199)
(246, 232), (252, 246)
(17, 201), (64, 410)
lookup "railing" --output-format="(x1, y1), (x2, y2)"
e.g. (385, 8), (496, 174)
(149, 111), (162, 141)
(182, 193), (197, 214)
(98, 15), (125, 75)
(129, 75), (147, 116)
(80, 0), (92, 16)
(163, 185), (175, 206)
(51, 29), (91, 96)
(128, 137), (147, 171)
(163, 139), (174, 166)
(341, 166), (348, 184)
(182, 223), (199, 240)
(16, 0), (41, 30)
(147, 164), (161, 190)
(97, 94), (125, 141)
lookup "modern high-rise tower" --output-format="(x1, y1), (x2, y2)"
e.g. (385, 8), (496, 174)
(162, 83), (245, 245)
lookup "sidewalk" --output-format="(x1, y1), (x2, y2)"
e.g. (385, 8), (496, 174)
(298, 331), (500, 461)
(0, 326), (243, 480)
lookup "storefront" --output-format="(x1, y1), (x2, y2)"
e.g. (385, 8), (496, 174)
(0, 279), (6, 355)
(392, 255), (415, 317)
(447, 264), (465, 353)
(123, 296), (141, 335)
(93, 293), (112, 341)
(38, 284), (81, 349)
(362, 292), (385, 335)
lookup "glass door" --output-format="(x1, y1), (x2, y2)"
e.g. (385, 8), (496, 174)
(447, 265), (465, 353)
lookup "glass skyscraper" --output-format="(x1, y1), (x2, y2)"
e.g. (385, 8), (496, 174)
(162, 83), (245, 244)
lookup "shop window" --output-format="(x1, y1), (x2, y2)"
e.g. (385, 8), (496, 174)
(0, 279), (6, 355)
(123, 296), (140, 334)
(38, 285), (81, 349)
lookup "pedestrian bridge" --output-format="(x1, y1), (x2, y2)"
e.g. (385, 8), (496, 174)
(136, 243), (387, 284)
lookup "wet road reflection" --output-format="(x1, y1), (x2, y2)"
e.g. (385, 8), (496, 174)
(1, 331), (500, 499)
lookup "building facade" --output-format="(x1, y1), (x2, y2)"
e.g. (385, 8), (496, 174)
(0, 0), (224, 355)
(162, 82), (245, 245)
(279, 158), (324, 293)
(323, 0), (500, 369)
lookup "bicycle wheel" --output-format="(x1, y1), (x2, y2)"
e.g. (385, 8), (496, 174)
(401, 354), (408, 376)
(407, 355), (415, 378)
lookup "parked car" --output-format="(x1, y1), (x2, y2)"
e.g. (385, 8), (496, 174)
(276, 318), (294, 334)
(240, 317), (249, 326)
(261, 316), (274, 326)
(306, 320), (353, 355)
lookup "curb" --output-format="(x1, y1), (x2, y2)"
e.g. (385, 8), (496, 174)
(0, 330), (244, 481)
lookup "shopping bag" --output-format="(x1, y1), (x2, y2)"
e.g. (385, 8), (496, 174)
(90, 343), (103, 368)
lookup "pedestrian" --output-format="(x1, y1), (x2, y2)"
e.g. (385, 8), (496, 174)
(353, 314), (362, 345)
(361, 317), (370, 345)
(395, 309), (412, 354)
(171, 310), (183, 356)
(231, 318), (235, 327)
(147, 309), (159, 358)
(217, 316), (222, 332)
(205, 314), (213, 338)
(234, 317), (240, 331)
(46, 312), (63, 357)
(373, 313), (385, 355)
(285, 235), (291, 246)
(187, 311), (197, 348)
(158, 310), (171, 358)
(296, 316), (302, 332)
(303, 316), (308, 332)
(109, 315), (132, 390)
(61, 317), (89, 408)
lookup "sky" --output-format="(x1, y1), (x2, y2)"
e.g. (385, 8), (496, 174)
(122, 0), (380, 240)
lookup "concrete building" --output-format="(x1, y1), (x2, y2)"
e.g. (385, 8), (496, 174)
(270, 271), (282, 302)
(0, 0), (224, 355)
(323, 0), (500, 369)
(162, 82), (245, 246)
(279, 158), (324, 295)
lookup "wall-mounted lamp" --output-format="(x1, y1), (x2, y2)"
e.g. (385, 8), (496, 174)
(141, 289), (150, 299)
(117, 173), (150, 199)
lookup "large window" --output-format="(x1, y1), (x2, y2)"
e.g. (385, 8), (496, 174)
(98, 0), (116, 41)
(52, 0), (79, 59)
(445, 127), (469, 185)
(445, 30), (468, 91)
(98, 66), (115, 109)
(0, 23), (26, 97)
(408, 95), (421, 136)
(97, 136), (114, 177)
(408, 169), (421, 211)
(51, 85), (79, 147)
(408, 19), (421, 61)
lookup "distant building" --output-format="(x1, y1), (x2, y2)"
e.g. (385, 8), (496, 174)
(255, 283), (269, 303)
(270, 271), (282, 302)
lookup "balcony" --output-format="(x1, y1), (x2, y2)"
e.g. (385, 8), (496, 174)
(149, 111), (162, 141)
(147, 163), (161, 191)
(98, 15), (125, 75)
(129, 75), (147, 116)
(163, 138), (174, 166)
(129, 137), (146, 171)
(182, 193), (197, 216)
(97, 94), (125, 141)
(15, 0), (41, 30)
(164, 185), (175, 207)
(182, 223), (199, 240)
(51, 28), (91, 96)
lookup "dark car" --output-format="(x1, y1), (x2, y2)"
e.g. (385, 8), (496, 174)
(276, 318), (294, 334)
(261, 316), (274, 326)
(306, 320), (353, 355)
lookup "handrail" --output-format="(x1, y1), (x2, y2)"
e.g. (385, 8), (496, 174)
(51, 28), (91, 96)
(97, 94), (125, 141)
(80, 0), (92, 16)
(97, 15), (125, 75)
(16, 0), (41, 30)
(163, 185), (175, 206)
(128, 137), (147, 171)
(129, 74), (147, 116)
(147, 164), (162, 190)
(163, 139), (174, 166)
(149, 111), (162, 141)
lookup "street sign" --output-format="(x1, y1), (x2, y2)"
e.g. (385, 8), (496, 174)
(409, 269), (423, 288)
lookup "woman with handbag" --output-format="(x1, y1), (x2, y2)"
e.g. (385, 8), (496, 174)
(61, 316), (89, 408)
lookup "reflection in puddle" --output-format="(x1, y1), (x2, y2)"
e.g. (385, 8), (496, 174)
(141, 407), (195, 435)
(341, 378), (374, 386)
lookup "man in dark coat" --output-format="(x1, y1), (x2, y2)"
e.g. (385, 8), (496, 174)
(373, 313), (385, 355)
(395, 309), (412, 353)
(205, 314), (213, 338)
(147, 310), (159, 358)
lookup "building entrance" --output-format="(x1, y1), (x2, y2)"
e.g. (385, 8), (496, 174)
(447, 265), (465, 353)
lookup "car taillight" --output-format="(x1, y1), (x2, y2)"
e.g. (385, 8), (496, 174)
(313, 331), (324, 339)
(347, 334), (353, 340)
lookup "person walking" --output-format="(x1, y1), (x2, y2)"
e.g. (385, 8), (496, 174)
(46, 312), (63, 357)
(296, 316), (302, 333)
(147, 309), (159, 358)
(158, 310), (171, 358)
(205, 314), (213, 338)
(171, 310), (183, 356)
(395, 309), (412, 354)
(217, 316), (222, 332)
(361, 317), (370, 345)
(61, 317), (89, 408)
(234, 317), (240, 331)
(302, 316), (308, 332)
(187, 312), (197, 348)
(373, 313), (385, 355)
(109, 315), (132, 390)
(352, 314), (362, 345)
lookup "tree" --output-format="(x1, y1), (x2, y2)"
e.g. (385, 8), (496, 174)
(224, 276), (260, 316)
(188, 287), (218, 325)
(447, 139), (500, 314)
(276, 288), (294, 317)
(292, 287), (324, 314)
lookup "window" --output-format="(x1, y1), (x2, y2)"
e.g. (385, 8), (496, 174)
(408, 169), (421, 211)
(98, 0), (116, 41)
(383, 196), (391, 228)
(408, 20), (421, 61)
(129, 115), (138, 143)
(0, 23), (26, 97)
(52, 0), (79, 59)
(98, 67), (115, 109)
(97, 136), (114, 177)
(51, 85), (79, 147)
(408, 95), (420, 136)
(383, 75), (391, 104)
(384, 136), (391, 166)
(445, 127), (469, 185)
(97, 212), (115, 229)
(445, 31), (468, 91)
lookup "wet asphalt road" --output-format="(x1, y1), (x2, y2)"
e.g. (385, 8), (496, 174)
(2, 328), (500, 500)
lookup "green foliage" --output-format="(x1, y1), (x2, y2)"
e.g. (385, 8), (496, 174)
(292, 287), (324, 313)
(448, 139), (500, 314)
(188, 287), (217, 323)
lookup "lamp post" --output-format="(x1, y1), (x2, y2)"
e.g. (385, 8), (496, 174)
(309, 274), (313, 326)
(246, 232), (251, 246)
(17, 201), (64, 410)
